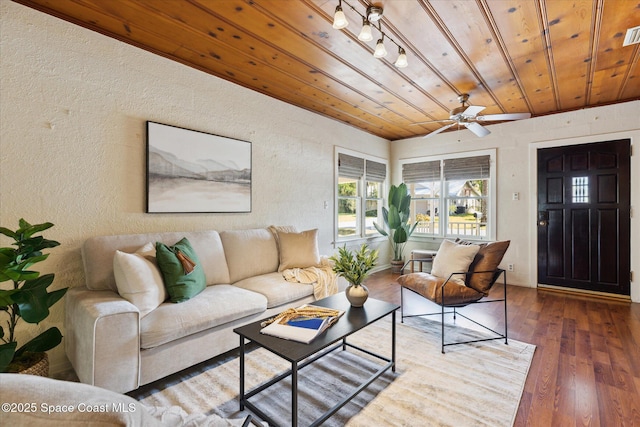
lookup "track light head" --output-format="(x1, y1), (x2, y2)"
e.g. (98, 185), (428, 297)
(332, 4), (349, 29)
(358, 17), (373, 41)
(373, 38), (387, 58)
(394, 47), (408, 68)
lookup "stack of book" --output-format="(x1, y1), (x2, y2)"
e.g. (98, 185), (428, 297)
(260, 305), (344, 343)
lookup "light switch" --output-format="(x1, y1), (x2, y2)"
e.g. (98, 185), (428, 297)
(512, 192), (519, 201)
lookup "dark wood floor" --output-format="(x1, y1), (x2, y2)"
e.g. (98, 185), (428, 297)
(365, 269), (640, 427)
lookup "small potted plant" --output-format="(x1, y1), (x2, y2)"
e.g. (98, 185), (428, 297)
(374, 183), (418, 273)
(0, 219), (67, 374)
(329, 244), (378, 307)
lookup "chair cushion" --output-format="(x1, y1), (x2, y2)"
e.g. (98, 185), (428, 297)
(398, 272), (484, 306)
(431, 239), (480, 286)
(456, 239), (510, 295)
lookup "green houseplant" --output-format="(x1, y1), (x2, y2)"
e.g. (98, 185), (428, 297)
(374, 183), (418, 272)
(0, 219), (67, 373)
(329, 244), (378, 307)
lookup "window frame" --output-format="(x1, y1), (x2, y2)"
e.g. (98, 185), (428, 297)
(335, 147), (388, 244)
(400, 149), (496, 242)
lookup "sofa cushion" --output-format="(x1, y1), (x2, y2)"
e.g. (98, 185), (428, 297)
(83, 230), (231, 292)
(277, 228), (321, 272)
(233, 272), (314, 308)
(140, 285), (267, 349)
(398, 272), (484, 306)
(113, 243), (167, 317)
(456, 239), (511, 295)
(431, 239), (480, 286)
(156, 237), (207, 303)
(220, 228), (279, 283)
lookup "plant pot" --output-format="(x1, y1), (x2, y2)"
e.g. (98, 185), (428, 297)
(390, 259), (404, 274)
(345, 283), (369, 307)
(10, 352), (49, 377)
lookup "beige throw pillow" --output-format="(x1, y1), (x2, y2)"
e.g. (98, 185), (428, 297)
(431, 239), (480, 286)
(277, 229), (321, 272)
(113, 242), (167, 317)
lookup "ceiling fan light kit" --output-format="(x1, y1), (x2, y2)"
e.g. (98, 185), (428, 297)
(332, 1), (408, 68)
(413, 93), (532, 139)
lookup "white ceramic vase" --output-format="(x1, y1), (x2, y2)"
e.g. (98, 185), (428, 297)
(345, 283), (369, 307)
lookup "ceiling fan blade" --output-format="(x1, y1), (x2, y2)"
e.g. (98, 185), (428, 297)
(423, 123), (456, 138)
(464, 121), (491, 137)
(462, 105), (485, 117)
(476, 112), (531, 121)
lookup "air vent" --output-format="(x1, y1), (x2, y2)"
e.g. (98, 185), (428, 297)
(623, 26), (640, 46)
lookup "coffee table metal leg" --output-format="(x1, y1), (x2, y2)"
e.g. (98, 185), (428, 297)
(239, 337), (245, 410)
(292, 361), (298, 427)
(392, 310), (396, 372)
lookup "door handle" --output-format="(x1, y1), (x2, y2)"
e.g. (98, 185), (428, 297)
(538, 211), (549, 227)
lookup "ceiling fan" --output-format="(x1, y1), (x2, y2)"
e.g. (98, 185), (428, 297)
(412, 93), (531, 138)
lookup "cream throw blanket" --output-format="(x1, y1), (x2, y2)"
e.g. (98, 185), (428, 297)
(282, 257), (338, 299)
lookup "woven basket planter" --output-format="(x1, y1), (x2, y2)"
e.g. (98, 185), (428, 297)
(16, 352), (49, 377)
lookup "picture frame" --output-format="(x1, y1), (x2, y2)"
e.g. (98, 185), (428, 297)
(146, 121), (251, 213)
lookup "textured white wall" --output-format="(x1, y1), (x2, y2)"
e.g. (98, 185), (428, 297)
(0, 1), (388, 373)
(392, 102), (640, 303)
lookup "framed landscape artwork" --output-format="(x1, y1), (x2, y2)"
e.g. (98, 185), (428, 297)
(146, 121), (251, 213)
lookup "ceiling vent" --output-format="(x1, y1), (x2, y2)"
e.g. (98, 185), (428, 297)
(623, 26), (640, 46)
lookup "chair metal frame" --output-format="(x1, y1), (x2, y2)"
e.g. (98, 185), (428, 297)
(400, 259), (508, 353)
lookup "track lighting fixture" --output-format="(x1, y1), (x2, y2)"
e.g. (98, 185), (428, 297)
(373, 37), (387, 58)
(358, 17), (373, 41)
(394, 47), (408, 68)
(332, 1), (408, 68)
(332, 1), (348, 29)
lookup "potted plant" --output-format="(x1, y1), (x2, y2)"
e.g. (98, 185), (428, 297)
(374, 183), (418, 273)
(329, 244), (378, 307)
(0, 219), (67, 374)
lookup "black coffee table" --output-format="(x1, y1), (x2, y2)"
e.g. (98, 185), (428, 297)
(233, 293), (399, 427)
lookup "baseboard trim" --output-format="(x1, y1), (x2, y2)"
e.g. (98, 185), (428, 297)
(537, 284), (632, 302)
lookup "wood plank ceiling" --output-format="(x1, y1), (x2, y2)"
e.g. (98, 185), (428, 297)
(13, 0), (640, 141)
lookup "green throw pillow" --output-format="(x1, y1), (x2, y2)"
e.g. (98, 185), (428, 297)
(155, 237), (206, 303)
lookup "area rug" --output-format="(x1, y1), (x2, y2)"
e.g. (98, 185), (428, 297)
(130, 317), (535, 426)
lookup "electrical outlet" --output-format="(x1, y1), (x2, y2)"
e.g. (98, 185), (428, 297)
(508, 263), (514, 272)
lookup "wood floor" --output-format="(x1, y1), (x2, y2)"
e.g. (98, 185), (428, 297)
(365, 269), (640, 427)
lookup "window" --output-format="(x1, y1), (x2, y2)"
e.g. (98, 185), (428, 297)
(336, 149), (387, 241)
(401, 150), (495, 240)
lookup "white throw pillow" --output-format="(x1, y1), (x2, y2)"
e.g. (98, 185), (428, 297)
(113, 243), (167, 317)
(431, 239), (481, 286)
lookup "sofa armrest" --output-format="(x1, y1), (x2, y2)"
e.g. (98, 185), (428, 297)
(65, 286), (140, 393)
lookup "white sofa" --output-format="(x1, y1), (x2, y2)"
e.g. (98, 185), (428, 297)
(65, 227), (335, 393)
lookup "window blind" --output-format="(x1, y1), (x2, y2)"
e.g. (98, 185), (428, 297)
(443, 155), (490, 180)
(366, 160), (386, 182)
(338, 153), (365, 179)
(402, 160), (441, 183)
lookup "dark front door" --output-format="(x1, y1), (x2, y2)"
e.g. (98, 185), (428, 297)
(537, 139), (631, 295)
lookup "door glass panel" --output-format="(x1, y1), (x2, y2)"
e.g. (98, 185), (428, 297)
(572, 177), (589, 203)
